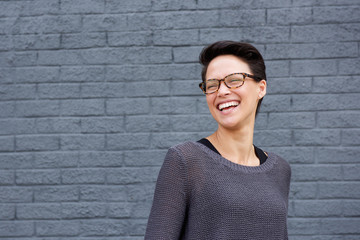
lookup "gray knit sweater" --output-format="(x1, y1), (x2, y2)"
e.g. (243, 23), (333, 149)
(145, 141), (291, 240)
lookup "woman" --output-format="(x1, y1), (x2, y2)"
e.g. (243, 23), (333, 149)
(145, 41), (291, 239)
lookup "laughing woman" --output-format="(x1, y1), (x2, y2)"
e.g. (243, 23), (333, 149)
(145, 41), (291, 240)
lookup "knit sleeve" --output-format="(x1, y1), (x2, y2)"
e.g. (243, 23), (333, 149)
(144, 147), (189, 240)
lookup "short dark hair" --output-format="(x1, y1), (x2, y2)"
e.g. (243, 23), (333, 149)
(199, 41), (266, 116)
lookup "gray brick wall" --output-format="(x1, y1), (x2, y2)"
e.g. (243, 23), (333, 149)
(0, 0), (359, 239)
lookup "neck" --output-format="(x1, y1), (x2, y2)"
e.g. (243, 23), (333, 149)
(208, 122), (258, 166)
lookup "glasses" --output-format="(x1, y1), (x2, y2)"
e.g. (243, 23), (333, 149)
(199, 72), (262, 94)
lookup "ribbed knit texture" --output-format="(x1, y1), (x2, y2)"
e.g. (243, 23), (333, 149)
(145, 141), (291, 240)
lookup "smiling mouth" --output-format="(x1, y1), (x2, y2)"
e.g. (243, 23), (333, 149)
(218, 101), (240, 111)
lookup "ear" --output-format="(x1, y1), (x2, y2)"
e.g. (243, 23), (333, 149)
(257, 79), (267, 99)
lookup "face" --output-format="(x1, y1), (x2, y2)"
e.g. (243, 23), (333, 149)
(205, 55), (266, 130)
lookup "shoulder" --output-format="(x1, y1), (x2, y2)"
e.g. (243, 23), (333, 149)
(166, 141), (204, 163)
(268, 152), (292, 177)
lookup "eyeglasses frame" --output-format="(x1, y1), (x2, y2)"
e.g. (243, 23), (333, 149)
(199, 72), (263, 95)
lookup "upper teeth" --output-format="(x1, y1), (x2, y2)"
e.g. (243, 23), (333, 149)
(218, 101), (239, 111)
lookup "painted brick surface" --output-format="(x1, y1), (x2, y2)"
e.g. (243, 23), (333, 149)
(0, 0), (359, 239)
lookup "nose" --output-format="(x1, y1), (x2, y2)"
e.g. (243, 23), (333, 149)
(217, 80), (231, 96)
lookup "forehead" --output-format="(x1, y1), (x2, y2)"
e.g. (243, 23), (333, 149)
(206, 55), (251, 79)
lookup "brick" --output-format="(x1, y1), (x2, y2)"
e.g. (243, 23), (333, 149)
(318, 111), (360, 128)
(339, 58), (360, 75)
(264, 147), (314, 164)
(60, 0), (104, 13)
(0, 221), (33, 237)
(124, 81), (170, 97)
(200, 27), (290, 44)
(19, 0), (59, 16)
(288, 218), (360, 235)
(0, 119), (36, 135)
(171, 115), (217, 132)
(0, 171), (14, 185)
(0, 67), (13, 84)
(313, 6), (360, 23)
(81, 82), (125, 98)
(108, 31), (152, 47)
(0, 1), (21, 17)
(36, 118), (81, 133)
(313, 76), (360, 93)
(107, 98), (150, 115)
(127, 183), (156, 202)
(124, 150), (167, 166)
(38, 50), (83, 66)
(153, 29), (199, 45)
(173, 46), (204, 63)
(83, 15), (127, 32)
(106, 0), (151, 13)
(319, 182), (360, 199)
(260, 95), (292, 112)
(12, 51), (37, 67)
(152, 0), (196, 11)
(219, 9), (266, 26)
(38, 83), (81, 99)
(33, 152), (78, 169)
(0, 102), (15, 118)
(266, 60), (290, 77)
(62, 203), (107, 219)
(80, 185), (127, 202)
(292, 0), (360, 6)
(316, 147), (360, 164)
(62, 168), (105, 184)
(0, 136), (14, 151)
(171, 80), (204, 96)
(267, 77), (312, 94)
(34, 186), (78, 202)
(16, 135), (59, 151)
(12, 15), (81, 34)
(265, 42), (358, 60)
(151, 97), (197, 114)
(60, 99), (104, 116)
(17, 203), (61, 219)
(268, 112), (315, 129)
(291, 59), (337, 76)
(0, 84), (36, 100)
(62, 33), (106, 49)
(37, 221), (79, 236)
(291, 94), (360, 111)
(16, 169), (61, 185)
(151, 132), (200, 149)
(126, 115), (170, 132)
(60, 66), (105, 82)
(0, 204), (15, 220)
(61, 134), (105, 150)
(268, 7), (312, 25)
(254, 113), (267, 129)
(293, 200), (342, 217)
(127, 219), (147, 236)
(197, 0), (292, 9)
(108, 202), (131, 218)
(289, 182), (317, 199)
(294, 129), (340, 146)
(0, 187), (32, 203)
(150, 11), (218, 30)
(13, 34), (60, 50)
(291, 164), (342, 181)
(291, 23), (360, 42)
(16, 100), (60, 117)
(254, 130), (292, 147)
(107, 167), (158, 184)
(0, 35), (12, 50)
(79, 220), (127, 236)
(14, 67), (59, 83)
(343, 164), (360, 180)
(81, 117), (124, 133)
(79, 151), (123, 167)
(343, 200), (360, 216)
(0, 153), (33, 169)
(107, 133), (150, 150)
(342, 129), (360, 146)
